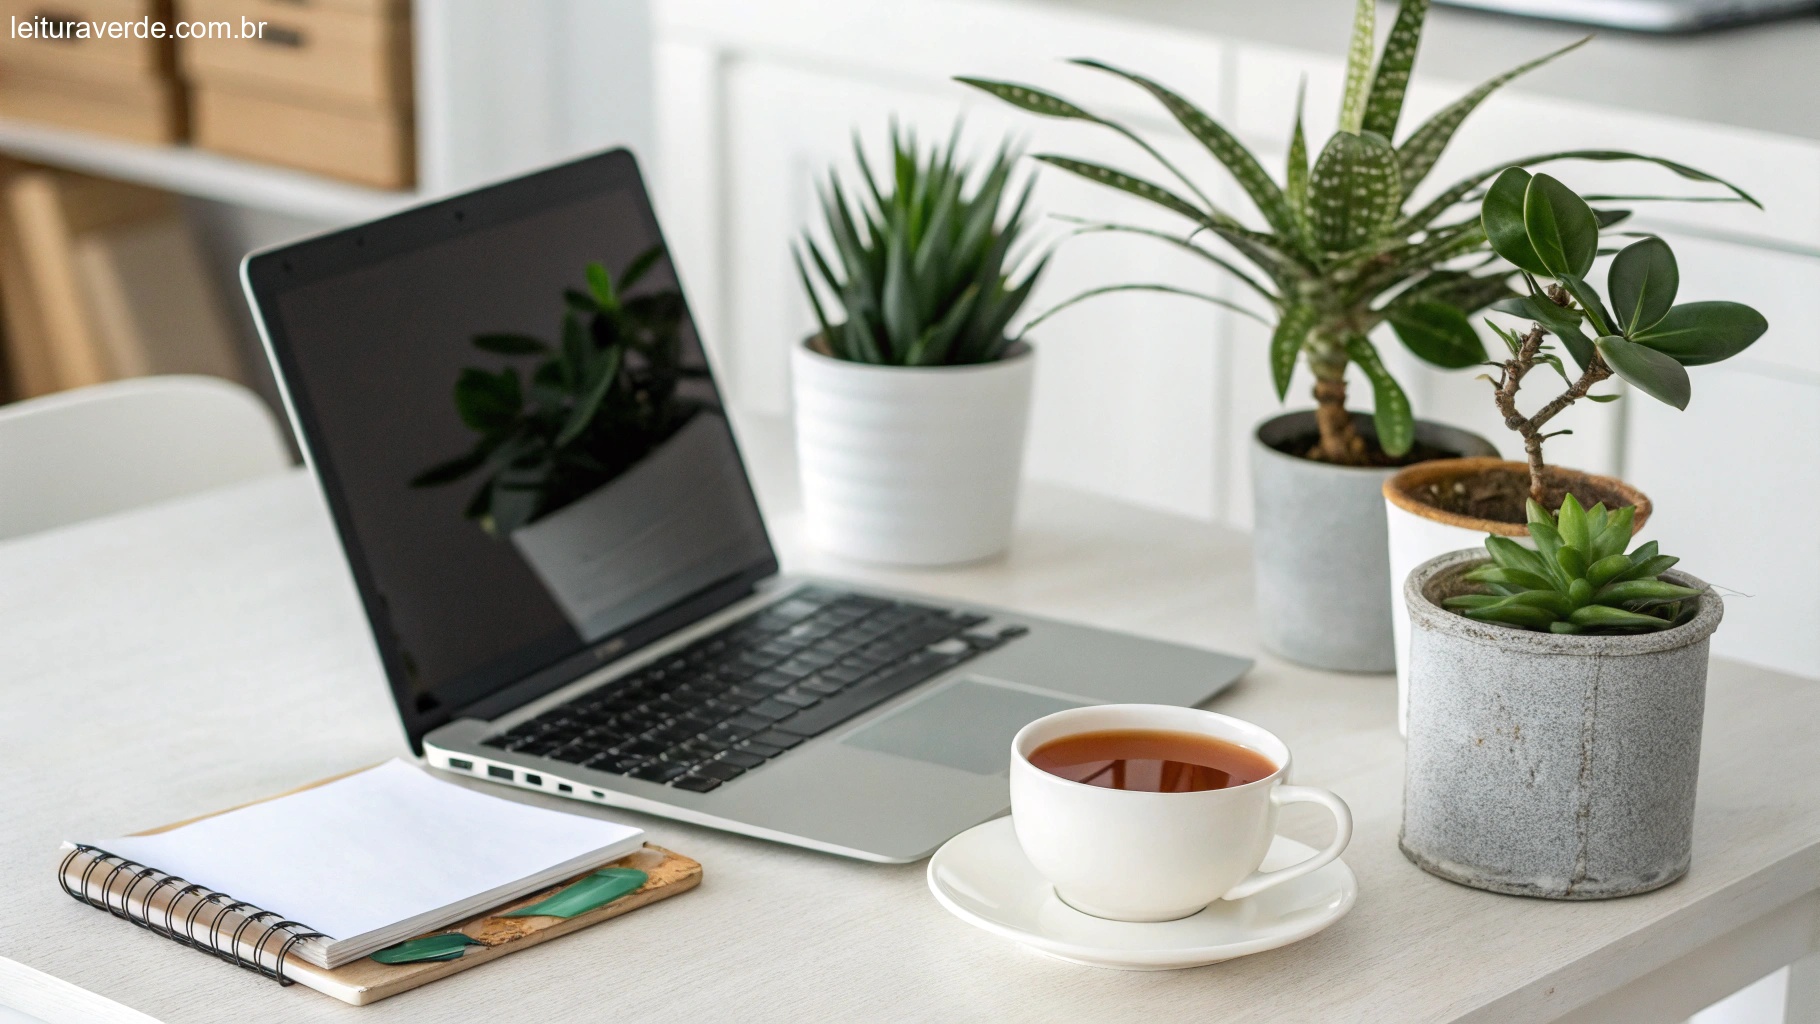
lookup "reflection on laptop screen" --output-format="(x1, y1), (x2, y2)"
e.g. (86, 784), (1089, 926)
(256, 154), (773, 741)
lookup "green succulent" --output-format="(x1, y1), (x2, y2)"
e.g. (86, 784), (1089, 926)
(412, 245), (708, 536)
(795, 123), (1049, 366)
(1444, 495), (1703, 634)
(960, 0), (1755, 465)
(1475, 172), (1767, 503)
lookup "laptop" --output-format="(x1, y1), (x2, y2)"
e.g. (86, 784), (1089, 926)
(1434, 0), (1820, 31)
(241, 148), (1250, 863)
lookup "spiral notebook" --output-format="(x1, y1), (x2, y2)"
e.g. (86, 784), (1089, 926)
(57, 761), (647, 982)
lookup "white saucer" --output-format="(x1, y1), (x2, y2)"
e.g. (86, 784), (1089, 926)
(927, 816), (1356, 970)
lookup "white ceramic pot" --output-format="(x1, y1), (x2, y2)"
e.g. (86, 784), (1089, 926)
(1382, 458), (1653, 735)
(792, 339), (1034, 566)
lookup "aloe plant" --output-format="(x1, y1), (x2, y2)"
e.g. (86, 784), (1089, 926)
(1445, 495), (1701, 634)
(795, 124), (1049, 366)
(960, 0), (1755, 465)
(412, 245), (708, 535)
(1479, 171), (1767, 503)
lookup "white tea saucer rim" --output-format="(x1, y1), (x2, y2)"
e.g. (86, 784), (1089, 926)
(926, 815), (1357, 970)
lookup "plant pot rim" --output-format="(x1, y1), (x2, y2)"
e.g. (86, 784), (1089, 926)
(1251, 409), (1497, 474)
(1404, 548), (1722, 656)
(1383, 457), (1653, 539)
(797, 335), (1032, 376)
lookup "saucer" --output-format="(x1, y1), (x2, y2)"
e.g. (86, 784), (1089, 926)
(926, 816), (1356, 970)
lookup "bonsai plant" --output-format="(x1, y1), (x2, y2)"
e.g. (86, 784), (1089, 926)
(958, 0), (1751, 671)
(412, 244), (701, 536)
(412, 246), (725, 625)
(791, 124), (1051, 565)
(1400, 497), (1722, 899)
(1383, 173), (1765, 728)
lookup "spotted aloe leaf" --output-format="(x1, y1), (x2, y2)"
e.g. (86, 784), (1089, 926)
(1361, 0), (1429, 139)
(1309, 131), (1402, 253)
(1344, 333), (1414, 456)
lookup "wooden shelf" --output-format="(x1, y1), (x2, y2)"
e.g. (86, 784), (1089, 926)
(0, 117), (418, 224)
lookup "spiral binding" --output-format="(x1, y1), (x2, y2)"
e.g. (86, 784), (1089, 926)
(58, 845), (325, 986)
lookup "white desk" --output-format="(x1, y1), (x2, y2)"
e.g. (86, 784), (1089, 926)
(4, 449), (1820, 1023)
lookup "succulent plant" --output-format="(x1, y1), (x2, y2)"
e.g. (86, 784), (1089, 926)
(960, 0), (1754, 466)
(1444, 494), (1702, 634)
(795, 123), (1049, 366)
(1479, 170), (1768, 502)
(412, 244), (708, 535)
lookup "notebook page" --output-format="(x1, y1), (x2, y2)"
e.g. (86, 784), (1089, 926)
(90, 760), (642, 942)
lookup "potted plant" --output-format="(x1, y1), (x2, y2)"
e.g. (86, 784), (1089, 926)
(1383, 172), (1766, 731)
(960, 0), (1752, 671)
(412, 245), (731, 629)
(1400, 498), (1721, 898)
(792, 125), (1049, 565)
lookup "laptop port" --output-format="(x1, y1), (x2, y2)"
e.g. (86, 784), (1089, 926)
(447, 758), (473, 771)
(524, 773), (543, 786)
(487, 766), (514, 781)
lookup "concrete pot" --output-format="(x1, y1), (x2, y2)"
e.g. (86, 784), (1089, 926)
(792, 339), (1034, 566)
(1250, 411), (1497, 672)
(1400, 549), (1722, 899)
(1382, 459), (1653, 735)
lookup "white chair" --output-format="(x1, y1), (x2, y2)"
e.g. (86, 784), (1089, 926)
(0, 375), (290, 541)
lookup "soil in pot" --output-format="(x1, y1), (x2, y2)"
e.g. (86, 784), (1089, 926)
(1404, 463), (1645, 524)
(1263, 424), (1465, 468)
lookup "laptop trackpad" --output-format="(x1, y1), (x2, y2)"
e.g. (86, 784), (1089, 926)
(841, 678), (1086, 775)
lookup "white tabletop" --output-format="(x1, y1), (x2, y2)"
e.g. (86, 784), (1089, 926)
(4, 428), (1820, 1023)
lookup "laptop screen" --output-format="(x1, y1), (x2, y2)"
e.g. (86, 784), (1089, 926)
(245, 151), (776, 751)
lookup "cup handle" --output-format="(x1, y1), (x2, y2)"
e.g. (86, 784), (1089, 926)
(1219, 785), (1353, 901)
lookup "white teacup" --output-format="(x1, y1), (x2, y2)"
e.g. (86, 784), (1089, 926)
(1009, 704), (1352, 922)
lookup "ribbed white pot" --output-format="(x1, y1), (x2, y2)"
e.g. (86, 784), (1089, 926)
(792, 340), (1034, 566)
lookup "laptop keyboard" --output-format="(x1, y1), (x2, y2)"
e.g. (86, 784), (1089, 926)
(481, 587), (1026, 793)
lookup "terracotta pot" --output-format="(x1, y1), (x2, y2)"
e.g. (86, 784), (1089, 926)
(1381, 458), (1652, 734)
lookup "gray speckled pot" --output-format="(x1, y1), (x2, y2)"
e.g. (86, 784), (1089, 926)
(1400, 549), (1723, 899)
(1251, 411), (1497, 672)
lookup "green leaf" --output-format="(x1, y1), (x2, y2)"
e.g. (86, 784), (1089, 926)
(1362, 0), (1430, 139)
(1556, 493), (1589, 552)
(1617, 553), (1679, 582)
(556, 345), (622, 447)
(1388, 301), (1486, 368)
(1486, 535), (1549, 577)
(454, 368), (521, 432)
(1568, 605), (1674, 631)
(1493, 293), (1594, 370)
(1597, 335), (1691, 410)
(1632, 301), (1768, 366)
(370, 933), (482, 965)
(617, 244), (665, 291)
(1397, 37), (1591, 198)
(585, 262), (618, 312)
(1557, 544), (1589, 581)
(1482, 167), (1546, 274)
(1031, 155), (1215, 231)
(1593, 505), (1635, 561)
(1401, 149), (1757, 237)
(1464, 565), (1557, 591)
(1309, 131), (1402, 252)
(1020, 283), (1270, 338)
(1344, 334), (1414, 456)
(1069, 60), (1300, 242)
(501, 868), (648, 919)
(473, 333), (549, 356)
(1586, 552), (1634, 587)
(1596, 579), (1704, 605)
(1340, 0), (1376, 133)
(1286, 80), (1312, 247)
(1608, 236), (1678, 334)
(794, 246), (837, 351)
(1271, 304), (1318, 400)
(1465, 603), (1560, 628)
(1524, 173), (1599, 278)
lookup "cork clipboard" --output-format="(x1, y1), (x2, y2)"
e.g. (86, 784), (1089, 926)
(57, 765), (702, 1006)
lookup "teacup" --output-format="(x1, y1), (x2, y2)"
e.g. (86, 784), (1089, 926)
(1009, 703), (1352, 922)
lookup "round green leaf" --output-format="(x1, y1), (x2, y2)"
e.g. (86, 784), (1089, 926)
(1388, 302), (1487, 369)
(1524, 173), (1599, 279)
(1596, 335), (1691, 410)
(1482, 167), (1546, 274)
(1608, 236), (1678, 334)
(1632, 300), (1768, 366)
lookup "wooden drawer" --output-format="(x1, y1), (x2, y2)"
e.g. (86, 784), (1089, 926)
(192, 85), (411, 187)
(176, 0), (409, 110)
(0, 69), (183, 143)
(0, 0), (173, 84)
